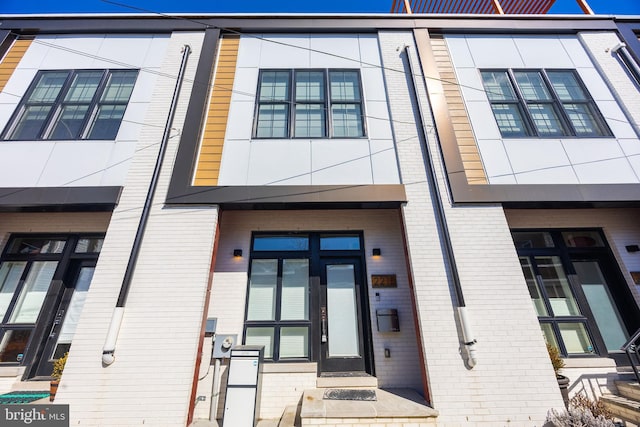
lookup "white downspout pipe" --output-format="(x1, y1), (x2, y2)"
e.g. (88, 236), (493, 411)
(404, 42), (478, 368)
(101, 44), (191, 366)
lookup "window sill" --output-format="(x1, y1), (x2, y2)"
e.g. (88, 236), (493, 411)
(0, 366), (25, 377)
(562, 357), (616, 369)
(262, 362), (317, 374)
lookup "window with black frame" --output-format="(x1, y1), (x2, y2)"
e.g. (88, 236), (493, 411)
(2, 69), (138, 141)
(0, 235), (102, 378)
(512, 230), (633, 357)
(244, 235), (311, 361)
(480, 69), (611, 138)
(254, 69), (365, 139)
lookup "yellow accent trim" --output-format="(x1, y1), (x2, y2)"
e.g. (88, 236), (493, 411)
(193, 35), (240, 186)
(0, 39), (32, 93)
(430, 36), (488, 185)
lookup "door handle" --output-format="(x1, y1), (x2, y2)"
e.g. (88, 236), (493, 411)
(49, 310), (65, 338)
(321, 306), (327, 343)
(54, 310), (65, 325)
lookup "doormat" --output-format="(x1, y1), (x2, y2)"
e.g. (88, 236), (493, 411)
(0, 391), (49, 404)
(323, 389), (376, 401)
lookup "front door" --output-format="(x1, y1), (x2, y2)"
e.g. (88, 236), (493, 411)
(33, 261), (96, 377)
(319, 258), (367, 373)
(571, 255), (630, 353)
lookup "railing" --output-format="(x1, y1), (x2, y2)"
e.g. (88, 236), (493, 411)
(621, 328), (640, 384)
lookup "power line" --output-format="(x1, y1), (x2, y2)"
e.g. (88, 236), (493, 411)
(0, 7), (638, 207)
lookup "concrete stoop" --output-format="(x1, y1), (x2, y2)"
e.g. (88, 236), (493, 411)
(601, 381), (640, 425)
(299, 387), (438, 427)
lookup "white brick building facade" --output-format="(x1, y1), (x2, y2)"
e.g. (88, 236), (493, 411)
(0, 11), (638, 427)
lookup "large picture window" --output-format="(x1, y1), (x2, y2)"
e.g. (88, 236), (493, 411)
(254, 69), (365, 139)
(481, 69), (611, 138)
(243, 233), (368, 369)
(512, 229), (638, 358)
(2, 69), (138, 141)
(0, 234), (102, 379)
(245, 235), (311, 361)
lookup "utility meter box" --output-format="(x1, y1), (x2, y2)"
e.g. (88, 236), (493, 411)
(376, 309), (400, 332)
(222, 345), (264, 427)
(212, 334), (237, 359)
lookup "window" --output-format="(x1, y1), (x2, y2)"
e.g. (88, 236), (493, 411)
(512, 229), (635, 357)
(2, 69), (138, 141)
(254, 69), (365, 139)
(0, 234), (102, 378)
(245, 257), (311, 360)
(481, 70), (611, 138)
(243, 233), (367, 364)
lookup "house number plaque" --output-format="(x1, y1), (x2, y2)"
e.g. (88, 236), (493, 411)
(372, 274), (397, 288)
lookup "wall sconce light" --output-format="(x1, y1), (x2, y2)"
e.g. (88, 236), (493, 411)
(233, 249), (243, 257)
(626, 245), (640, 253)
(372, 248), (381, 257)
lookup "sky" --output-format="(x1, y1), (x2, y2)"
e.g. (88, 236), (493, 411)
(1, 0), (639, 15)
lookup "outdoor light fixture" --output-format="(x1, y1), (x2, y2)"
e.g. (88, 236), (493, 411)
(626, 245), (640, 253)
(372, 248), (382, 257)
(233, 249), (243, 257)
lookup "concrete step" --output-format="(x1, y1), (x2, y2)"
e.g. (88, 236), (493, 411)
(617, 381), (640, 402)
(10, 381), (49, 392)
(278, 404), (299, 427)
(316, 372), (378, 388)
(602, 394), (640, 425)
(300, 387), (438, 426)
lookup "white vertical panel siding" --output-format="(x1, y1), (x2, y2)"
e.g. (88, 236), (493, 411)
(55, 32), (219, 427)
(219, 34), (399, 187)
(448, 34), (640, 185)
(0, 35), (169, 188)
(380, 30), (563, 426)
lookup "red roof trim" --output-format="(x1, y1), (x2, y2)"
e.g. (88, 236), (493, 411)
(391, 0), (558, 14)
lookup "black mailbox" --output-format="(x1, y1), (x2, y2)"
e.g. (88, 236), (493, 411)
(376, 309), (400, 332)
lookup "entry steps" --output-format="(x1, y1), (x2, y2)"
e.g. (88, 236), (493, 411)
(602, 381), (640, 425)
(271, 373), (438, 427)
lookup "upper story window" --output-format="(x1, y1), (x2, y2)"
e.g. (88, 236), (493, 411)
(254, 69), (365, 139)
(480, 69), (611, 138)
(2, 69), (138, 141)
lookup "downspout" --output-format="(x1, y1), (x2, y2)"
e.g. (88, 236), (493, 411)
(404, 44), (477, 368)
(611, 42), (640, 90)
(102, 44), (192, 366)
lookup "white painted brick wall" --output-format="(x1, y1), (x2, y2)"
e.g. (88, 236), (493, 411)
(379, 30), (564, 426)
(580, 32), (640, 135)
(208, 209), (423, 419)
(54, 32), (220, 427)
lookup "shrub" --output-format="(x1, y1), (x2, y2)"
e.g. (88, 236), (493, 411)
(52, 352), (68, 381)
(547, 343), (565, 375)
(547, 407), (614, 427)
(546, 394), (615, 427)
(569, 394), (613, 420)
